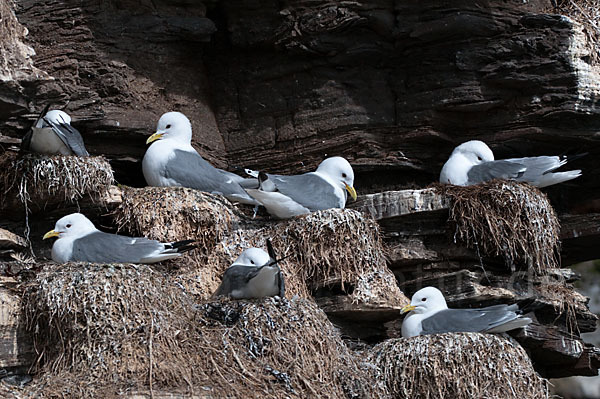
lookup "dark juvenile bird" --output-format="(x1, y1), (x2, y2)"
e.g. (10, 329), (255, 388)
(43, 213), (196, 264)
(440, 140), (582, 187)
(213, 241), (286, 299)
(21, 105), (89, 156)
(401, 286), (532, 338)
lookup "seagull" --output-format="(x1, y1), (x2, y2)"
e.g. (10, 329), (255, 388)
(244, 156), (357, 219)
(400, 286), (532, 338)
(43, 213), (196, 264)
(212, 241), (286, 299)
(439, 140), (582, 187)
(21, 105), (89, 156)
(142, 111), (258, 205)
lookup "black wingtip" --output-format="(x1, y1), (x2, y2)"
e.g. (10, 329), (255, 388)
(266, 239), (277, 259)
(176, 244), (198, 254)
(516, 298), (544, 314)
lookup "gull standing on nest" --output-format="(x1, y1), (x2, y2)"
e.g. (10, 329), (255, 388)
(142, 111), (258, 205)
(400, 287), (532, 338)
(43, 213), (196, 264)
(21, 104), (89, 156)
(213, 241), (286, 299)
(244, 156), (357, 219)
(440, 140), (582, 187)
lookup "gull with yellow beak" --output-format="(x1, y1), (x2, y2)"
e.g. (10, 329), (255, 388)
(400, 287), (532, 338)
(142, 111), (258, 205)
(244, 156), (357, 219)
(43, 213), (196, 264)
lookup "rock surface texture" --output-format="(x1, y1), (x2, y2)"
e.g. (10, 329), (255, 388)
(1, 0), (600, 394)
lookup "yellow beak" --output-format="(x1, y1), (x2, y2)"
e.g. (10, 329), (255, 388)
(400, 304), (416, 314)
(345, 183), (357, 201)
(146, 132), (164, 145)
(43, 230), (60, 240)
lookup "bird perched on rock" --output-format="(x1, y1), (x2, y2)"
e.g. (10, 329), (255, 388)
(244, 156), (357, 219)
(21, 105), (89, 156)
(440, 140), (582, 187)
(213, 241), (286, 299)
(400, 286), (532, 338)
(43, 213), (196, 264)
(142, 111), (258, 204)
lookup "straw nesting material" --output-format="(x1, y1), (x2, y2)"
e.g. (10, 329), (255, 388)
(367, 333), (548, 399)
(436, 180), (560, 273)
(22, 262), (389, 399)
(0, 153), (114, 212)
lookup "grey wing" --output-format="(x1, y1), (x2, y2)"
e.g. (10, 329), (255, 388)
(420, 307), (519, 334)
(269, 173), (341, 211)
(165, 150), (255, 200)
(45, 119), (90, 156)
(214, 265), (261, 297)
(70, 231), (164, 263)
(504, 156), (562, 181)
(21, 104), (51, 152)
(219, 170), (259, 189)
(467, 160), (526, 184)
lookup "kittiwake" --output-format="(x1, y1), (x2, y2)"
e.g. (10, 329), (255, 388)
(21, 105), (89, 156)
(212, 241), (286, 299)
(245, 156), (357, 219)
(43, 213), (196, 264)
(142, 112), (258, 205)
(400, 286), (532, 338)
(439, 140), (582, 187)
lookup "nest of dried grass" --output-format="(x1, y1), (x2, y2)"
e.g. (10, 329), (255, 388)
(366, 333), (548, 399)
(22, 263), (388, 399)
(436, 181), (560, 273)
(0, 153), (114, 212)
(114, 187), (239, 258)
(113, 187), (405, 307)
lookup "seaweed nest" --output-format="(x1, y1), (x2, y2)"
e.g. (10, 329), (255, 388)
(23, 263), (388, 399)
(366, 333), (548, 399)
(436, 181), (560, 273)
(0, 153), (114, 212)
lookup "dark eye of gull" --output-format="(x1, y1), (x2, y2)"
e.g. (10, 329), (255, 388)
(66, 224), (72, 228)
(166, 124), (171, 129)
(250, 260), (255, 264)
(342, 173), (347, 178)
(422, 297), (427, 302)
(477, 156), (482, 161)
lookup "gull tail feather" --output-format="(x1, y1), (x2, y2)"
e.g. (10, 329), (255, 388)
(536, 170), (582, 188)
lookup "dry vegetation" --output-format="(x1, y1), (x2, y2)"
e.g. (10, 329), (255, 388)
(113, 187), (406, 307)
(436, 181), (560, 273)
(0, 153), (114, 213)
(367, 333), (549, 399)
(21, 263), (388, 399)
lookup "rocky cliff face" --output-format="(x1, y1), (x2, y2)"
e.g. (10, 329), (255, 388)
(1, 0), (600, 394)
